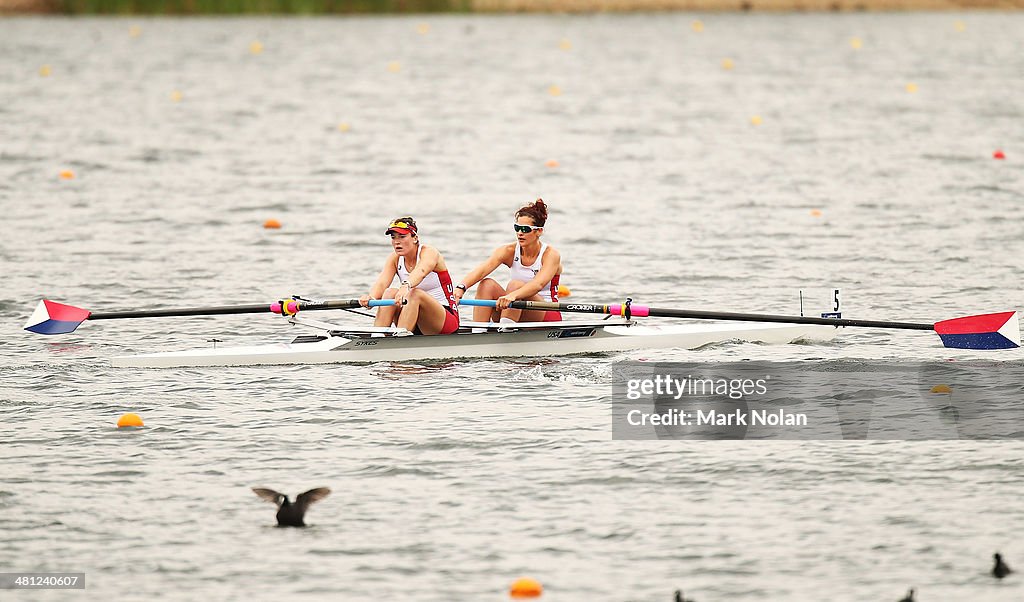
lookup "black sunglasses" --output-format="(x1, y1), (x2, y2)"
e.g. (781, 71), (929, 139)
(513, 223), (542, 233)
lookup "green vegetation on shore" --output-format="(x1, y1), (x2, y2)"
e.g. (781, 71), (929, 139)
(58, 0), (468, 13)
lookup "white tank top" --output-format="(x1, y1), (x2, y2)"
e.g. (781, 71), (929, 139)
(511, 242), (559, 301)
(397, 245), (455, 308)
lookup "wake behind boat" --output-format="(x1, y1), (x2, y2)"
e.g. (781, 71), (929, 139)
(23, 296), (1020, 368)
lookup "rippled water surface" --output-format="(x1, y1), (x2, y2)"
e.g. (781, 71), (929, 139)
(1, 13), (1023, 601)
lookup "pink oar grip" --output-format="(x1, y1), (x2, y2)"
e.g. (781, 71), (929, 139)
(609, 304), (649, 317)
(270, 301), (301, 315)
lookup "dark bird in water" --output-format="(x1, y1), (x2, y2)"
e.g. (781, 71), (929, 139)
(252, 487), (331, 527)
(674, 590), (694, 602)
(992, 553), (1012, 579)
(898, 588), (915, 602)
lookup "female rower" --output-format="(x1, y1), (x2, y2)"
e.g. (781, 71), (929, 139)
(359, 217), (460, 335)
(452, 198), (563, 324)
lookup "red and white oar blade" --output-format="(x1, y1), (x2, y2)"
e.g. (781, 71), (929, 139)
(23, 300), (92, 335)
(934, 311), (1021, 350)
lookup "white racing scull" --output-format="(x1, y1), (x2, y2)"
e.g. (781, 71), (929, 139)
(110, 315), (839, 368)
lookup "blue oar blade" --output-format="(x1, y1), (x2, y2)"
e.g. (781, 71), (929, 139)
(934, 311), (1021, 349)
(23, 300), (92, 335)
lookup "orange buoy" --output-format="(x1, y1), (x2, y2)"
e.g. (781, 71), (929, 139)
(545, 159), (559, 168)
(993, 150), (1005, 160)
(931, 384), (952, 394)
(810, 209), (823, 218)
(509, 577), (542, 598)
(59, 170), (75, 180)
(117, 413), (144, 428)
(263, 219), (282, 229)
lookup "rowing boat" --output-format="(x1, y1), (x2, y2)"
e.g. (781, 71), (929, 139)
(23, 296), (1019, 369)
(110, 316), (839, 368)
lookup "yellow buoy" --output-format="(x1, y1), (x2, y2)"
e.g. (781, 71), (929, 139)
(750, 115), (763, 126)
(557, 284), (572, 298)
(416, 23), (430, 35)
(954, 21), (966, 32)
(905, 83), (918, 94)
(117, 413), (144, 428)
(509, 577), (543, 598)
(249, 41), (263, 55)
(170, 90), (183, 102)
(387, 61), (401, 73)
(850, 37), (863, 50)
(931, 384), (952, 394)
(59, 170), (75, 180)
(721, 58), (735, 70)
(691, 20), (704, 33)
(39, 64), (52, 77)
(337, 122), (351, 132)
(129, 25), (141, 38)
(559, 38), (572, 51)
(548, 85), (562, 97)
(264, 219), (282, 229)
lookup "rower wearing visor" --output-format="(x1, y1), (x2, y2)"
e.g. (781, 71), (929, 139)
(452, 198), (564, 324)
(359, 217), (460, 335)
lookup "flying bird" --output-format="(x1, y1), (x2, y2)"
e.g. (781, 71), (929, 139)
(992, 553), (1012, 579)
(252, 487), (331, 527)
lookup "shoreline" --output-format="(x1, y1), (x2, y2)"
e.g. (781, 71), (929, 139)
(3, 0), (1022, 13)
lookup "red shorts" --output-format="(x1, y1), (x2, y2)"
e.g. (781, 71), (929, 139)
(414, 306), (460, 335)
(440, 306), (460, 334)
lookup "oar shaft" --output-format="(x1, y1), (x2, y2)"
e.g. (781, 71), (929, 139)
(88, 299), (373, 321)
(458, 299), (935, 331)
(90, 304), (275, 320)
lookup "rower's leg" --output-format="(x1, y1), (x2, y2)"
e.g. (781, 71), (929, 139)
(399, 289), (448, 335)
(473, 278), (505, 322)
(500, 281), (548, 322)
(375, 287), (400, 327)
(499, 280), (527, 322)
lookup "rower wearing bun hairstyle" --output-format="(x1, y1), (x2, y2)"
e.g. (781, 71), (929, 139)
(359, 217), (460, 335)
(452, 199), (563, 324)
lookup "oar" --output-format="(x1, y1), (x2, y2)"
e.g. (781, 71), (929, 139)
(458, 299), (1021, 350)
(23, 298), (394, 335)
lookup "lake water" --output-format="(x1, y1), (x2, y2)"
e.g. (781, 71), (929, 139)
(1, 13), (1022, 601)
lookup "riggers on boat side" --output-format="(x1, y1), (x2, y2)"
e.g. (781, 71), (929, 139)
(110, 317), (840, 368)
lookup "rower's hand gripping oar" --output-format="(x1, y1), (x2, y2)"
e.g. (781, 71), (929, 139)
(458, 299), (1021, 350)
(22, 298), (396, 335)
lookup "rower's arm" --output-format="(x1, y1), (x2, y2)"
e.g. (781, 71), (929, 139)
(507, 247), (561, 301)
(404, 247), (441, 288)
(368, 254), (399, 299)
(458, 246), (509, 289)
